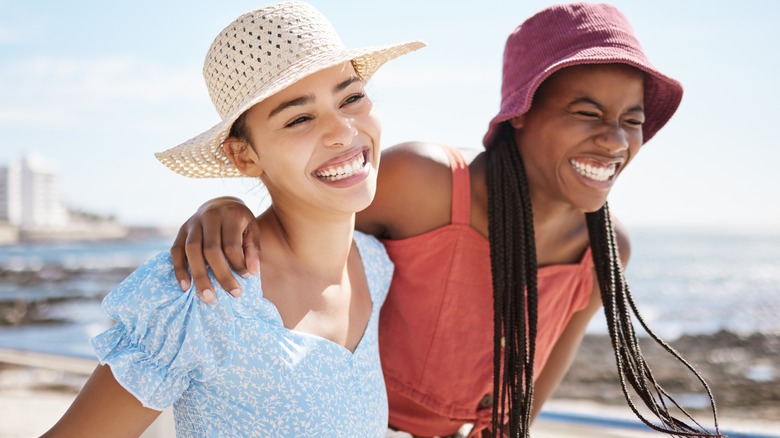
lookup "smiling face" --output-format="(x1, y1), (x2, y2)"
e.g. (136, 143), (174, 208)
(511, 63), (645, 213)
(223, 62), (381, 217)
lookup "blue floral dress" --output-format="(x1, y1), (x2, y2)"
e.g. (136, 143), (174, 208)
(91, 232), (393, 437)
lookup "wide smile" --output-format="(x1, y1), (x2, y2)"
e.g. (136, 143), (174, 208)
(313, 148), (369, 182)
(569, 158), (618, 182)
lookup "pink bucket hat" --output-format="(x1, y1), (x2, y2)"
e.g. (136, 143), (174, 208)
(483, 2), (683, 147)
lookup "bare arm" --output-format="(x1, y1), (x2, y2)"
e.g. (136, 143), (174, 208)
(173, 142), (455, 301)
(41, 365), (160, 438)
(530, 218), (632, 421)
(530, 281), (602, 422)
(356, 141), (453, 238)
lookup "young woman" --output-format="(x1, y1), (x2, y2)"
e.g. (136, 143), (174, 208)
(42, 2), (423, 437)
(169, 3), (723, 437)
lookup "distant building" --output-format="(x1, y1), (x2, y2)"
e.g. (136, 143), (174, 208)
(0, 160), (21, 226)
(0, 153), (69, 229)
(0, 153), (128, 242)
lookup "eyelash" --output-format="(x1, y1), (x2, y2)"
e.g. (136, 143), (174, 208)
(576, 111), (599, 118)
(283, 93), (366, 128)
(575, 111), (644, 126)
(343, 92), (366, 106)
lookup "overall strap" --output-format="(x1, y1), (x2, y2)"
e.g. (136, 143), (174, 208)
(440, 145), (471, 225)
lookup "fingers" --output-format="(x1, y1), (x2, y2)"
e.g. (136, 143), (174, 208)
(200, 215), (242, 299)
(243, 220), (262, 276)
(170, 196), (257, 304)
(183, 224), (219, 303)
(171, 225), (192, 292)
(221, 218), (251, 279)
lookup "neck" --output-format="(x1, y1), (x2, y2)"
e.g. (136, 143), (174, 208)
(258, 203), (356, 282)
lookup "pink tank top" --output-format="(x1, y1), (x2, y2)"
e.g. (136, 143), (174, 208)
(379, 146), (594, 437)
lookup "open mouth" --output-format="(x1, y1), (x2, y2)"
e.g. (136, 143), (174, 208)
(570, 159), (617, 182)
(314, 149), (368, 181)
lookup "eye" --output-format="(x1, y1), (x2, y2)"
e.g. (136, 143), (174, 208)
(625, 119), (644, 126)
(342, 92), (366, 107)
(575, 111), (600, 118)
(284, 115), (312, 128)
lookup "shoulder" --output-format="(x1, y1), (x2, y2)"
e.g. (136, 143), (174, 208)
(100, 252), (180, 310)
(354, 231), (394, 304)
(354, 231), (394, 276)
(357, 142), (456, 239)
(611, 215), (632, 268)
(376, 142), (454, 198)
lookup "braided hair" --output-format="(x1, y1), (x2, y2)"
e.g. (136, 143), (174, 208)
(485, 123), (723, 437)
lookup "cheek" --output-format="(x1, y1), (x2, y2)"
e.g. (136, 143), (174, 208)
(364, 109), (382, 142)
(626, 136), (643, 163)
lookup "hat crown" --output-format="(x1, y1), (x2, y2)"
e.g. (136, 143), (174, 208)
(502, 3), (643, 102)
(204, 1), (346, 119)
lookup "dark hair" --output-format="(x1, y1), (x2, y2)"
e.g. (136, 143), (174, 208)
(228, 112), (249, 140)
(485, 123), (722, 437)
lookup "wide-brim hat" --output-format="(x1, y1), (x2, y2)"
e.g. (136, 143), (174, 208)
(483, 2), (683, 148)
(155, 1), (425, 178)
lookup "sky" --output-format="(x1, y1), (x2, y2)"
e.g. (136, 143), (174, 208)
(1, 0), (778, 231)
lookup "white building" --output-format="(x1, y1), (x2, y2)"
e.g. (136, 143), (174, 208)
(0, 153), (69, 230)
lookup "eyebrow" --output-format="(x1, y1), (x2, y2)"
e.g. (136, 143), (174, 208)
(569, 96), (644, 113)
(267, 76), (362, 120)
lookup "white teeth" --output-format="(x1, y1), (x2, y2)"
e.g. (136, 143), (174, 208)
(570, 160), (616, 182)
(315, 153), (366, 181)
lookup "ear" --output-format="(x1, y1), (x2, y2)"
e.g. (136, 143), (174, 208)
(508, 114), (526, 129)
(223, 137), (263, 177)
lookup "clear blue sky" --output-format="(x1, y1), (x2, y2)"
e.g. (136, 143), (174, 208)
(1, 0), (778, 231)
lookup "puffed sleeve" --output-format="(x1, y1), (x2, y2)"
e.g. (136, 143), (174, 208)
(90, 252), (237, 410)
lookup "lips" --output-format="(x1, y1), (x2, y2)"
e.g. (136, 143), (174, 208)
(314, 149), (368, 181)
(570, 158), (617, 182)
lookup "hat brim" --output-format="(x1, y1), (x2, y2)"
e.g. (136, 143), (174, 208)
(155, 40), (425, 178)
(482, 47), (683, 148)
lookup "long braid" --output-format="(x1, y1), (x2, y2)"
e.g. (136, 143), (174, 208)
(486, 123), (722, 437)
(585, 205), (724, 436)
(486, 124), (537, 437)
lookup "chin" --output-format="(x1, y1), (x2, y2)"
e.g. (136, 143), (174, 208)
(343, 187), (376, 214)
(575, 198), (609, 214)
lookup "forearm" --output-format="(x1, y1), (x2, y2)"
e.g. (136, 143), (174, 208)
(530, 286), (602, 421)
(42, 365), (161, 438)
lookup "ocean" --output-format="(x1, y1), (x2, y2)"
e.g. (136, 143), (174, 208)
(0, 228), (778, 358)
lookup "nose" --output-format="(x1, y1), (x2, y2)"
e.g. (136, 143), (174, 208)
(322, 112), (358, 147)
(595, 122), (630, 154)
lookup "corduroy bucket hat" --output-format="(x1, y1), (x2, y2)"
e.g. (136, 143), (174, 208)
(483, 2), (683, 148)
(155, 1), (425, 178)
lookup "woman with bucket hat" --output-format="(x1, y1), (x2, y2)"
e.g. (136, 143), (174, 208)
(42, 2), (424, 437)
(168, 3), (724, 438)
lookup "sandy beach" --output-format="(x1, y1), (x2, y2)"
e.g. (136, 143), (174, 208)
(1, 330), (778, 437)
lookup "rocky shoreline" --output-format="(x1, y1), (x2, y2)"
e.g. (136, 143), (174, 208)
(2, 265), (778, 424)
(555, 331), (780, 422)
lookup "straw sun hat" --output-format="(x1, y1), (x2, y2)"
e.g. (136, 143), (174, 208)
(155, 1), (425, 178)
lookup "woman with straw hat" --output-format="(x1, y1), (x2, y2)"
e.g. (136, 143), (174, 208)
(42, 2), (423, 437)
(168, 3), (725, 438)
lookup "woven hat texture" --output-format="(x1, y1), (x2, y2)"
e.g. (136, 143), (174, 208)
(483, 2), (683, 148)
(155, 1), (425, 178)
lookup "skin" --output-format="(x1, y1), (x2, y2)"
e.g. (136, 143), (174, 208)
(43, 63), (381, 437)
(171, 63), (643, 432)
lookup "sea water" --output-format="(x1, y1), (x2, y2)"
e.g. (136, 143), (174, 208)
(0, 228), (778, 357)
